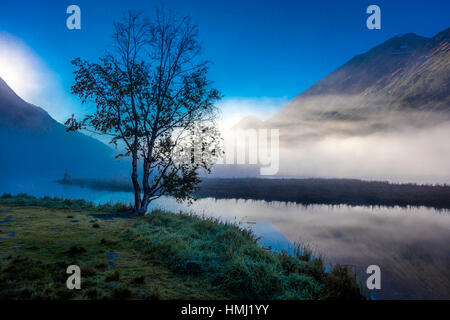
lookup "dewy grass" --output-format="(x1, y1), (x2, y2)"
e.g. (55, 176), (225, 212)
(126, 211), (365, 300)
(0, 192), (132, 212)
(0, 194), (366, 300)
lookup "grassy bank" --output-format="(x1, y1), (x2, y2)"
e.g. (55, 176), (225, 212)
(0, 193), (365, 300)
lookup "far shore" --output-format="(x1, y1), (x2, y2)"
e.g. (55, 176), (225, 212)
(56, 177), (450, 209)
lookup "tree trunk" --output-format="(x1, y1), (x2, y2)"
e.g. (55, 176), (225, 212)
(139, 158), (151, 216)
(137, 198), (149, 216)
(131, 152), (142, 215)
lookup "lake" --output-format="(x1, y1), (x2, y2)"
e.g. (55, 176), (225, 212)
(1, 178), (449, 299)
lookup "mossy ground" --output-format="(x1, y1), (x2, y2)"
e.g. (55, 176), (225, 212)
(0, 194), (365, 300)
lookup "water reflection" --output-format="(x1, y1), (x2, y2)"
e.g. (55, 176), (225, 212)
(1, 179), (449, 299)
(179, 198), (450, 300)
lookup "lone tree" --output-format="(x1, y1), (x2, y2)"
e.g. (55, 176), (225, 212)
(66, 10), (222, 215)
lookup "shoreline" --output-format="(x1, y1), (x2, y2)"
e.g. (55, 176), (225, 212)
(0, 193), (366, 300)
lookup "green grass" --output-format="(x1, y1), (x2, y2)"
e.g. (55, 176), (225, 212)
(0, 193), (366, 300)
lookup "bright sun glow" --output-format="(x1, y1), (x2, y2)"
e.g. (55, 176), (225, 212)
(0, 33), (44, 101)
(0, 33), (77, 123)
(217, 97), (288, 134)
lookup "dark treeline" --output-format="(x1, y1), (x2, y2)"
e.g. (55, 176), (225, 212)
(57, 176), (450, 209)
(57, 176), (132, 193)
(196, 178), (450, 209)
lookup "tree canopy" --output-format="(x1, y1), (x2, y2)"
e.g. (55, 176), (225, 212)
(66, 10), (222, 215)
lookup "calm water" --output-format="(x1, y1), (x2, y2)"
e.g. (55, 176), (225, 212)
(1, 179), (449, 299)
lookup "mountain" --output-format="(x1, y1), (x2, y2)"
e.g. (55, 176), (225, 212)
(0, 78), (51, 130)
(225, 28), (450, 181)
(246, 28), (450, 140)
(0, 77), (127, 179)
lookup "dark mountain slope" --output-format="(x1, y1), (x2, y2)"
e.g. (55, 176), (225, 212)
(299, 33), (430, 97)
(0, 77), (127, 179)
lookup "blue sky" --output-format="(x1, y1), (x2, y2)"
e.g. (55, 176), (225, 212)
(0, 0), (449, 127)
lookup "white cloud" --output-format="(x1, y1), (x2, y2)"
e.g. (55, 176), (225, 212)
(217, 96), (289, 132)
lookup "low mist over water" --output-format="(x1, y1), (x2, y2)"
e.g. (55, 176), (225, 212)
(278, 122), (450, 184)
